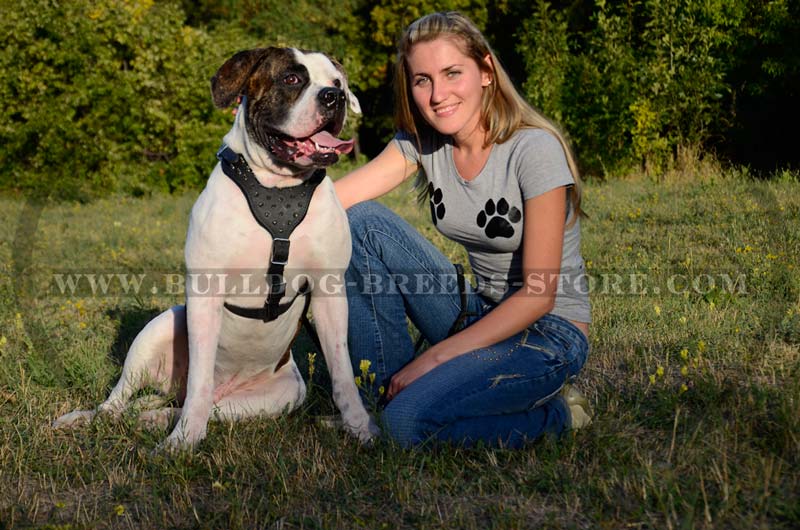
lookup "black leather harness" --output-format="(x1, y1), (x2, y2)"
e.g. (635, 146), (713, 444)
(216, 145), (325, 323)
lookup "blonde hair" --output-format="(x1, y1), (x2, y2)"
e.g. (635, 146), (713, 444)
(394, 11), (583, 224)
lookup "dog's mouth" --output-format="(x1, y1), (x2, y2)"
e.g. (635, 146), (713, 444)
(266, 123), (354, 167)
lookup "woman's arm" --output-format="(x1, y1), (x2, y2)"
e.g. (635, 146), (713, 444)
(386, 185), (567, 400)
(334, 142), (418, 209)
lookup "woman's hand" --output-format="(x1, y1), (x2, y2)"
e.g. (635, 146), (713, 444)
(386, 348), (443, 401)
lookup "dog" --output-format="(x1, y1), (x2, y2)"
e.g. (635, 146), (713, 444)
(53, 47), (379, 451)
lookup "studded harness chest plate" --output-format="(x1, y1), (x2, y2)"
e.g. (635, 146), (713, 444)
(216, 145), (325, 322)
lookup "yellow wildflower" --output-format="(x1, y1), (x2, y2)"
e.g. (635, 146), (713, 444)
(114, 505), (125, 516)
(379, 386), (385, 395)
(697, 340), (706, 354)
(680, 348), (689, 360)
(359, 359), (371, 377)
(307, 352), (316, 378)
(656, 366), (664, 378)
(680, 366), (688, 376)
(354, 376), (362, 387)
(679, 316), (687, 325)
(654, 305), (661, 316)
(679, 384), (688, 394)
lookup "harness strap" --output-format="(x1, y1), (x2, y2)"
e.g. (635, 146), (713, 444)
(413, 263), (477, 353)
(216, 145), (324, 322)
(223, 280), (311, 321)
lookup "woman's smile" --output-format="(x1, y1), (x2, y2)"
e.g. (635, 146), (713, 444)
(434, 103), (459, 117)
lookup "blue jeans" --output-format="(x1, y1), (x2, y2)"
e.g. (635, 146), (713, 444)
(345, 201), (589, 448)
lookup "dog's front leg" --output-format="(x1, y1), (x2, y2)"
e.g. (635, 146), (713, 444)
(311, 293), (379, 443)
(159, 293), (223, 452)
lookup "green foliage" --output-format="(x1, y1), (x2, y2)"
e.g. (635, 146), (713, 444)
(518, 0), (570, 125)
(368, 0), (488, 49)
(1, 0), (797, 198)
(0, 0), (243, 198)
(629, 98), (669, 175)
(516, 0), (742, 176)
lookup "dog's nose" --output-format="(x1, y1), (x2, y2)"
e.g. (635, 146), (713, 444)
(319, 87), (344, 109)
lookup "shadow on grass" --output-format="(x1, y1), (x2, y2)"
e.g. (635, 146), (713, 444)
(104, 306), (164, 366)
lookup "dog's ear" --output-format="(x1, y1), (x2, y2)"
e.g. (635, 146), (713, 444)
(329, 57), (362, 115)
(345, 86), (362, 115)
(211, 48), (273, 109)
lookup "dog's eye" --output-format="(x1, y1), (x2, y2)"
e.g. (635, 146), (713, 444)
(283, 74), (301, 85)
(333, 79), (342, 88)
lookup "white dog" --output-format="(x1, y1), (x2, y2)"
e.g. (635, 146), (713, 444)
(54, 47), (379, 451)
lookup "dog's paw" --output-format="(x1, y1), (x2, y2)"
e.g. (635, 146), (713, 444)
(153, 433), (193, 456)
(348, 416), (381, 445)
(153, 424), (205, 455)
(52, 409), (95, 430)
(138, 408), (177, 431)
(363, 417), (381, 442)
(319, 414), (380, 444)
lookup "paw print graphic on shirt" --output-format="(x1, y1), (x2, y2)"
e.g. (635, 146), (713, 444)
(428, 183), (446, 225)
(476, 198), (522, 239)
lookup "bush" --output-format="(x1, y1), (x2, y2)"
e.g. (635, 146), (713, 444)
(516, 0), (743, 177)
(0, 0), (248, 199)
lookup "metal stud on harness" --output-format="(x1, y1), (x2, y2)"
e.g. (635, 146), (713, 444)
(216, 145), (325, 323)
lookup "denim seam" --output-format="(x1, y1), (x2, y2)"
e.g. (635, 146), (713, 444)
(359, 231), (387, 380)
(536, 316), (589, 351)
(433, 358), (576, 429)
(533, 322), (587, 360)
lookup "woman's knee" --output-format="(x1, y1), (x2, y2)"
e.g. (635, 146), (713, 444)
(346, 201), (396, 236)
(381, 400), (432, 448)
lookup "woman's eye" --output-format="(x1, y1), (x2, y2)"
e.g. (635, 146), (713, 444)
(414, 77), (429, 87)
(447, 70), (461, 78)
(284, 74), (300, 85)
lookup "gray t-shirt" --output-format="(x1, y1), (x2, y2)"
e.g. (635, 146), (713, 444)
(393, 127), (591, 323)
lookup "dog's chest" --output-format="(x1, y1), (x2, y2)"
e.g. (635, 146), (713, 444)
(186, 171), (342, 271)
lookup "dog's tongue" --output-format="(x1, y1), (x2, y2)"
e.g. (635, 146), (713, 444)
(310, 130), (354, 154)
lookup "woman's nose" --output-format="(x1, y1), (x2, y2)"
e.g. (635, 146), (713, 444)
(430, 80), (446, 104)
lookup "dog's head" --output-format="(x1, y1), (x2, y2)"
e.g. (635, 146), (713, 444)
(211, 47), (361, 169)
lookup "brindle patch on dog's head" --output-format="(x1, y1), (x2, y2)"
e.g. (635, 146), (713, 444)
(211, 47), (300, 127)
(211, 47), (358, 169)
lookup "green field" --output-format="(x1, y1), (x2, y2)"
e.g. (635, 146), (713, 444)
(1, 164), (798, 529)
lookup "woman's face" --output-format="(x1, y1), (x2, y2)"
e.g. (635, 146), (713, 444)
(406, 37), (492, 142)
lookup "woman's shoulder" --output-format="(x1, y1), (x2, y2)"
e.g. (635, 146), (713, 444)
(503, 127), (563, 153)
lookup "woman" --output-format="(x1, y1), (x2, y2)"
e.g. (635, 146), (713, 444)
(333, 11), (591, 448)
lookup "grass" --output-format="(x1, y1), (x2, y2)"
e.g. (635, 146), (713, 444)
(0, 161), (798, 529)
